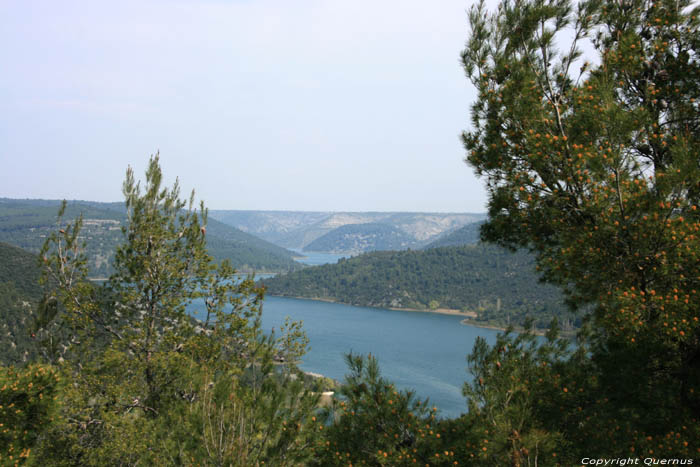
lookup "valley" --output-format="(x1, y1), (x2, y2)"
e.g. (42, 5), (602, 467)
(209, 209), (486, 253)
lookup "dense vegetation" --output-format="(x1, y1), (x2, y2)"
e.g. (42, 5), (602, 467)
(0, 198), (301, 275)
(303, 222), (414, 253)
(262, 244), (573, 330)
(2, 0), (700, 463)
(0, 242), (44, 365)
(458, 0), (700, 461)
(0, 200), (126, 278)
(422, 221), (483, 249)
(0, 242), (43, 302)
(1, 158), (324, 465)
(203, 217), (301, 272)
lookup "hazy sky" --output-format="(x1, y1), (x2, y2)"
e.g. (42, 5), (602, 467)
(0, 0), (488, 212)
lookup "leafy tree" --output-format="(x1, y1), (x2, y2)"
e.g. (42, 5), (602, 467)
(462, 0), (700, 455)
(33, 155), (318, 465)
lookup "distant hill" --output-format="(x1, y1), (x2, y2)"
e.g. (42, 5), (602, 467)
(0, 199), (126, 277)
(209, 210), (487, 253)
(0, 199), (301, 275)
(422, 222), (483, 249)
(0, 242), (43, 364)
(261, 244), (578, 330)
(204, 217), (301, 272)
(209, 210), (330, 246)
(303, 223), (414, 254)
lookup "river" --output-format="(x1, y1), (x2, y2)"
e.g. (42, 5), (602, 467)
(190, 249), (503, 418)
(262, 297), (500, 418)
(189, 293), (500, 419)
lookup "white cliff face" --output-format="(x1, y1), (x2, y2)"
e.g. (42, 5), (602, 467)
(390, 214), (483, 241)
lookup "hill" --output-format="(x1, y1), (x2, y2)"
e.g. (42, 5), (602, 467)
(303, 223), (414, 253)
(261, 244), (578, 330)
(209, 210), (486, 253)
(0, 242), (44, 364)
(0, 199), (301, 275)
(208, 210), (330, 246)
(201, 217), (300, 272)
(422, 222), (483, 249)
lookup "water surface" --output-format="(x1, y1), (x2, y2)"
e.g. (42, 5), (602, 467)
(190, 295), (501, 418)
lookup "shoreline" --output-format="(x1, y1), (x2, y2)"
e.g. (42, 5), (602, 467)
(387, 306), (477, 318)
(458, 319), (547, 336)
(268, 294), (576, 336)
(268, 294), (479, 319)
(459, 318), (577, 337)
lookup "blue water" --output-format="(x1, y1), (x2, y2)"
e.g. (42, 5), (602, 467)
(189, 295), (501, 419)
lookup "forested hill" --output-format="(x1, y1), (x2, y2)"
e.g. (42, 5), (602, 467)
(422, 222), (482, 249)
(203, 217), (301, 271)
(0, 242), (43, 364)
(0, 198), (301, 275)
(261, 244), (577, 330)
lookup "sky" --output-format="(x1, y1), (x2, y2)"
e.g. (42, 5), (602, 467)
(0, 0), (489, 213)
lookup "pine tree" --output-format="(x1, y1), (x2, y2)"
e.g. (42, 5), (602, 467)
(462, 0), (700, 457)
(313, 353), (440, 466)
(34, 155), (319, 464)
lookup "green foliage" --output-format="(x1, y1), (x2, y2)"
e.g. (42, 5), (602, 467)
(0, 364), (61, 465)
(0, 283), (38, 366)
(162, 363), (320, 466)
(461, 0), (700, 459)
(4, 5), (698, 453)
(462, 323), (576, 464)
(461, 322), (700, 463)
(313, 353), (443, 466)
(28, 155), (318, 465)
(263, 244), (573, 330)
(0, 242), (43, 302)
(0, 243), (45, 365)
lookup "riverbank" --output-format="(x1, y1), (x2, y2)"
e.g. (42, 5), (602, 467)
(388, 306), (477, 318)
(459, 319), (548, 336)
(459, 318), (577, 337)
(268, 294), (577, 336)
(270, 294), (477, 318)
